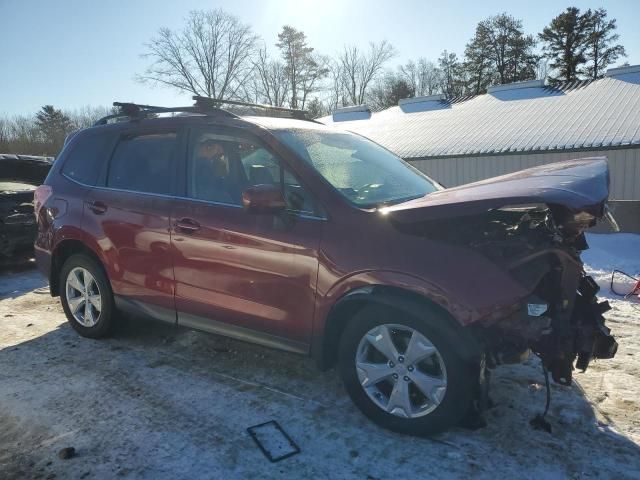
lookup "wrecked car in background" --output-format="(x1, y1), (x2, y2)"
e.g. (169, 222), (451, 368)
(34, 100), (618, 435)
(0, 154), (52, 258)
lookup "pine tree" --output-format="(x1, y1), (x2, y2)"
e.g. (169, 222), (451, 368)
(305, 97), (326, 119)
(539, 7), (591, 82)
(464, 14), (537, 93)
(276, 26), (322, 109)
(35, 105), (73, 153)
(464, 22), (495, 94)
(584, 8), (626, 79)
(369, 74), (415, 110)
(486, 14), (537, 84)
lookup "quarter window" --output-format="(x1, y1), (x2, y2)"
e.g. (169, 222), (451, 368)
(61, 132), (113, 186)
(107, 132), (177, 195)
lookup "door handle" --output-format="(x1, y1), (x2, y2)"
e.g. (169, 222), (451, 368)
(86, 200), (107, 215)
(175, 218), (201, 233)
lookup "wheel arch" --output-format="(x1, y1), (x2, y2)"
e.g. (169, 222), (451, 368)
(50, 239), (108, 297)
(314, 284), (481, 371)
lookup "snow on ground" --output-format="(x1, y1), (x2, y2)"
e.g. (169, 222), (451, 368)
(0, 234), (639, 479)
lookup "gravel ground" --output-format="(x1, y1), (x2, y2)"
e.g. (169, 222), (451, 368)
(1, 234), (639, 479)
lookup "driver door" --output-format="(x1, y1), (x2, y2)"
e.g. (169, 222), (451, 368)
(171, 126), (324, 351)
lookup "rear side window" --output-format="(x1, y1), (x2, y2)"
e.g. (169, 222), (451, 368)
(61, 133), (113, 186)
(107, 132), (177, 195)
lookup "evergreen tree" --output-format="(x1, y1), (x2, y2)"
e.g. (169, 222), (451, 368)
(485, 14), (537, 84)
(584, 8), (626, 79)
(276, 26), (326, 109)
(35, 105), (73, 153)
(539, 7), (591, 82)
(369, 74), (415, 110)
(305, 97), (326, 118)
(464, 22), (495, 94)
(464, 14), (537, 93)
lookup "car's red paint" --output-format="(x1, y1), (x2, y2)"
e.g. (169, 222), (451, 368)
(170, 196), (322, 343)
(384, 158), (610, 221)
(35, 114), (611, 361)
(82, 187), (176, 313)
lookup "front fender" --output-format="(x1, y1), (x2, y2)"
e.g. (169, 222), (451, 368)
(311, 270), (482, 369)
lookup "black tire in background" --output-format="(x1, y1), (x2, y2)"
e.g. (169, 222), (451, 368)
(338, 304), (475, 436)
(59, 253), (115, 339)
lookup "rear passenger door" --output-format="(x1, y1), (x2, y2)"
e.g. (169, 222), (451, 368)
(82, 127), (182, 322)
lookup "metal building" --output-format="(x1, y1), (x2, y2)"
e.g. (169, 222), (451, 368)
(321, 65), (640, 203)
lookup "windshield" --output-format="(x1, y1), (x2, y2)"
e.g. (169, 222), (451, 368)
(274, 129), (439, 207)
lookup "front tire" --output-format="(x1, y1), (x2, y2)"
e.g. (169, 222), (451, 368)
(59, 254), (114, 338)
(338, 304), (475, 436)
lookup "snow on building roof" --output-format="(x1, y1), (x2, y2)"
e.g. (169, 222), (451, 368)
(319, 66), (640, 159)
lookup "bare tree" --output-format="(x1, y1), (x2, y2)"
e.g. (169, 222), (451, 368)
(399, 58), (442, 96)
(338, 40), (396, 105)
(252, 46), (290, 106)
(0, 119), (7, 151)
(66, 106), (114, 129)
(438, 50), (465, 98)
(299, 53), (330, 109)
(138, 9), (259, 100)
(536, 58), (550, 80)
(0, 114), (48, 155)
(327, 60), (348, 111)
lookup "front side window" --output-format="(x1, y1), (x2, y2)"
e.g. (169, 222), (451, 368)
(239, 144), (316, 215)
(187, 129), (317, 215)
(107, 132), (177, 195)
(274, 129), (440, 207)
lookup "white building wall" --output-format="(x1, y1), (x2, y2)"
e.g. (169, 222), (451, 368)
(409, 148), (640, 200)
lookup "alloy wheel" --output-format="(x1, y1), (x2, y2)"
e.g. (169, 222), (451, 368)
(65, 267), (102, 327)
(355, 324), (447, 418)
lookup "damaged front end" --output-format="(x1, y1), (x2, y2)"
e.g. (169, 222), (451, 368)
(384, 158), (618, 387)
(461, 203), (618, 386)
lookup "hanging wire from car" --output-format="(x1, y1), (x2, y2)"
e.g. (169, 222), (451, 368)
(530, 358), (552, 433)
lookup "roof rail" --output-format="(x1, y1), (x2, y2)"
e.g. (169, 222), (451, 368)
(192, 96), (311, 120)
(93, 100), (238, 126)
(93, 97), (315, 126)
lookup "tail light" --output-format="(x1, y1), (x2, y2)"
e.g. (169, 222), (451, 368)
(34, 185), (53, 219)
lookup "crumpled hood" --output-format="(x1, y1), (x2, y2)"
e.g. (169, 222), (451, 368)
(384, 157), (610, 222)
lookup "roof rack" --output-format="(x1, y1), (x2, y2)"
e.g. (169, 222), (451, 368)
(192, 96), (310, 120)
(93, 100), (238, 126)
(93, 97), (315, 126)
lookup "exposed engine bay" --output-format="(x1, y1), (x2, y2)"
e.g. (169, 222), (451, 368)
(394, 203), (618, 386)
(471, 204), (617, 386)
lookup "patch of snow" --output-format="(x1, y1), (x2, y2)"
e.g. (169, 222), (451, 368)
(583, 233), (640, 295)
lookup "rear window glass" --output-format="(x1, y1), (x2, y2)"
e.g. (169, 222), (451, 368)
(107, 132), (177, 195)
(61, 133), (113, 186)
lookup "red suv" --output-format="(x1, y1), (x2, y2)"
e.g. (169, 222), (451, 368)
(35, 99), (617, 435)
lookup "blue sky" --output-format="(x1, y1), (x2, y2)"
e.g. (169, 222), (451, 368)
(1, 0), (638, 115)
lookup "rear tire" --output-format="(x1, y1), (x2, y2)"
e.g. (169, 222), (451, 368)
(59, 254), (114, 339)
(338, 304), (475, 436)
